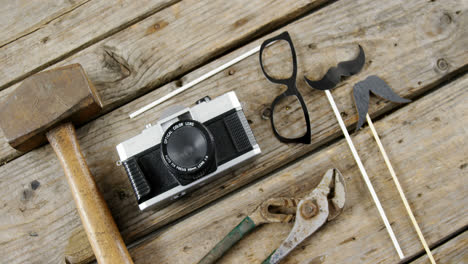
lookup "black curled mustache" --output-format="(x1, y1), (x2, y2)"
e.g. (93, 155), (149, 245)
(305, 45), (365, 91)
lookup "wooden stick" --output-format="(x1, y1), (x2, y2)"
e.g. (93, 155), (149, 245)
(366, 114), (436, 264)
(130, 44), (263, 118)
(129, 41), (279, 118)
(324, 90), (405, 259)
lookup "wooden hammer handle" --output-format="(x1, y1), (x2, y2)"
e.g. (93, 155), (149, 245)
(46, 123), (133, 264)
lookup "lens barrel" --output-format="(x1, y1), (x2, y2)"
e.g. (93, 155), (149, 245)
(161, 120), (216, 185)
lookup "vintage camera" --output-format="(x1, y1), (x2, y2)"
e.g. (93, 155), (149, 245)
(116, 91), (261, 210)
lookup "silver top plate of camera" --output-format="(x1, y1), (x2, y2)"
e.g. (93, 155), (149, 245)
(117, 92), (242, 160)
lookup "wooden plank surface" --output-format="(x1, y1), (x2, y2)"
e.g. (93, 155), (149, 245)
(0, 0), (89, 47)
(0, 0), (466, 263)
(0, 0), (328, 164)
(126, 75), (468, 263)
(0, 0), (179, 90)
(411, 231), (468, 264)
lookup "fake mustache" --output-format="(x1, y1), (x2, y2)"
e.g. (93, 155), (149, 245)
(353, 75), (411, 131)
(305, 45), (365, 91)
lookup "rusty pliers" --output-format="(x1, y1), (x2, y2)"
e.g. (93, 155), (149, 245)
(198, 168), (346, 264)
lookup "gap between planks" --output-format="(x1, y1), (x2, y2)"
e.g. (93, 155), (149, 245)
(65, 75), (468, 263)
(408, 229), (468, 264)
(0, 0), (182, 91)
(141, 70), (468, 251)
(2, 2), (464, 262)
(0, 0), (332, 165)
(124, 76), (468, 264)
(0, 0), (93, 48)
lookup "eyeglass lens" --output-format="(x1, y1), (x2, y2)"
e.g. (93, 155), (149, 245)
(272, 94), (308, 139)
(260, 39), (294, 80)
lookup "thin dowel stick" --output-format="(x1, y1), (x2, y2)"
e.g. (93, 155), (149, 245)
(366, 114), (436, 264)
(324, 90), (405, 259)
(129, 45), (264, 118)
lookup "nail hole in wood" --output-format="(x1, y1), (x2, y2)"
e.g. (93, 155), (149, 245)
(261, 107), (272, 120)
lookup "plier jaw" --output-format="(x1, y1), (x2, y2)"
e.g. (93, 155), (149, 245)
(265, 168), (346, 264)
(327, 168), (346, 220)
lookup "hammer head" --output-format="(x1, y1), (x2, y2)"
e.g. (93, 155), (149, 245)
(0, 64), (102, 152)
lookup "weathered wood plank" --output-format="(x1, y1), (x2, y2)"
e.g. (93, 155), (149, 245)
(0, 0), (329, 164)
(0, 0), (466, 262)
(125, 75), (468, 263)
(0, 0), (89, 47)
(71, 73), (468, 263)
(411, 231), (468, 264)
(0, 0), (180, 90)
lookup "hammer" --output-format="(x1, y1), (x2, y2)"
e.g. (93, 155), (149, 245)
(0, 64), (133, 264)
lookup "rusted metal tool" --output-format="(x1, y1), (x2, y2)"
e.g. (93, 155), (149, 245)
(198, 168), (346, 264)
(0, 64), (133, 264)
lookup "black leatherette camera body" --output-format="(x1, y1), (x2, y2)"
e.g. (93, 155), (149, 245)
(116, 92), (261, 210)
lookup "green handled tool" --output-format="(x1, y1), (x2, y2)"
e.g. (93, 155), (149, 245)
(198, 197), (297, 264)
(198, 168), (346, 264)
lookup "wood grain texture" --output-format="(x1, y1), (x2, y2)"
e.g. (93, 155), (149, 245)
(411, 231), (468, 264)
(125, 75), (468, 263)
(0, 0), (466, 263)
(65, 227), (95, 264)
(0, 0), (89, 47)
(0, 0), (466, 162)
(0, 0), (176, 90)
(0, 0), (328, 164)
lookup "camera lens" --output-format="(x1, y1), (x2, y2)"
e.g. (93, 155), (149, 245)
(166, 126), (207, 168)
(161, 120), (216, 185)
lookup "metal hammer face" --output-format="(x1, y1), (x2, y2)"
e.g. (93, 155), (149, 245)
(0, 64), (102, 152)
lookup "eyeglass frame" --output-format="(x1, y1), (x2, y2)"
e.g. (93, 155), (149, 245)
(259, 31), (311, 144)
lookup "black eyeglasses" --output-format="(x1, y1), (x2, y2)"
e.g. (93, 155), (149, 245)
(259, 31), (311, 144)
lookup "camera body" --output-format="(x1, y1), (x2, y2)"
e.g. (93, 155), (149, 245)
(116, 92), (261, 210)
